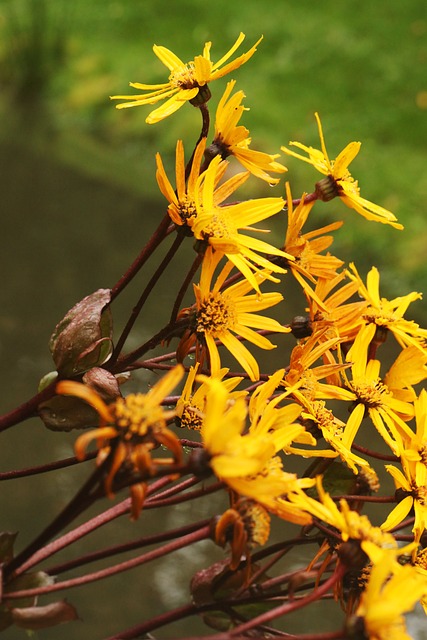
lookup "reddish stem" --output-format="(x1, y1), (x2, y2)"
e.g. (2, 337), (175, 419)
(15, 476), (172, 576)
(110, 231), (184, 364)
(0, 378), (56, 433)
(46, 518), (211, 577)
(5, 525), (211, 600)
(228, 562), (346, 636)
(0, 452), (96, 481)
(110, 213), (172, 302)
(291, 192), (318, 207)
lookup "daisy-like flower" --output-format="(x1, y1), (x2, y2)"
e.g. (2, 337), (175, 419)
(191, 154), (292, 293)
(281, 113), (403, 229)
(414, 546), (427, 615)
(156, 137), (252, 231)
(180, 247), (290, 381)
(175, 363), (245, 432)
(111, 33), (262, 124)
(384, 345), (427, 404)
(248, 368), (337, 460)
(198, 376), (277, 479)
(198, 376), (315, 524)
(289, 477), (398, 564)
(214, 499), (271, 569)
(346, 263), (427, 353)
(206, 79), (287, 184)
(350, 554), (427, 640)
(283, 326), (349, 395)
(282, 183), (344, 304)
(308, 271), (368, 345)
(382, 456), (427, 546)
(381, 390), (427, 545)
(297, 396), (369, 473)
(342, 330), (415, 455)
(56, 366), (184, 519)
(156, 137), (210, 227)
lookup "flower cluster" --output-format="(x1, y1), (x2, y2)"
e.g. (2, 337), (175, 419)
(39, 31), (427, 638)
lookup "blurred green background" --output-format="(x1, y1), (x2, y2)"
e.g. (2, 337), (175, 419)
(1, 0), (427, 300)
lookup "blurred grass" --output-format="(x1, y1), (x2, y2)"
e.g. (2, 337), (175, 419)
(0, 0), (426, 301)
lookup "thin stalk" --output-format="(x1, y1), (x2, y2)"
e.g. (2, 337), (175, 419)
(110, 213), (172, 302)
(46, 518), (211, 576)
(5, 525), (211, 600)
(184, 102), (210, 180)
(110, 231), (185, 364)
(0, 452), (96, 481)
(112, 316), (190, 372)
(15, 476), (173, 576)
(3, 450), (113, 580)
(0, 378), (56, 433)
(228, 563), (346, 636)
(352, 443), (398, 461)
(291, 193), (318, 207)
(169, 250), (203, 324)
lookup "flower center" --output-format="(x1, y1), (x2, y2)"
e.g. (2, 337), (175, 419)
(203, 212), (233, 241)
(241, 501), (271, 547)
(179, 404), (204, 432)
(419, 445), (427, 466)
(413, 483), (427, 505)
(315, 175), (340, 202)
(363, 307), (396, 327)
(197, 291), (236, 335)
(113, 395), (164, 439)
(314, 401), (344, 438)
(350, 378), (388, 408)
(176, 195), (197, 223)
(169, 63), (198, 89)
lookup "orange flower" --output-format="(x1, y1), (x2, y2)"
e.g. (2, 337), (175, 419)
(57, 366), (184, 519)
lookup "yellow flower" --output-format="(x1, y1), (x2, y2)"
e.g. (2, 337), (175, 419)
(230, 456), (315, 526)
(215, 499), (271, 570)
(191, 155), (292, 293)
(297, 397), (370, 473)
(283, 326), (349, 396)
(401, 389), (427, 460)
(207, 80), (287, 184)
(156, 137), (210, 227)
(342, 330), (415, 455)
(381, 461), (427, 547)
(247, 369), (339, 465)
(199, 376), (276, 479)
(175, 363), (245, 431)
(308, 271), (368, 344)
(352, 555), (427, 640)
(414, 547), (427, 615)
(111, 33), (262, 123)
(57, 366), (184, 519)
(347, 263), (427, 353)
(197, 376), (315, 524)
(281, 113), (403, 229)
(188, 247), (290, 381)
(282, 183), (344, 303)
(382, 390), (427, 545)
(289, 477), (398, 563)
(384, 346), (427, 403)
